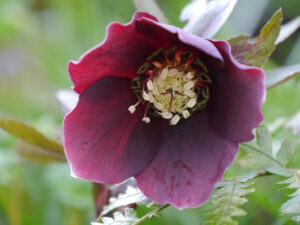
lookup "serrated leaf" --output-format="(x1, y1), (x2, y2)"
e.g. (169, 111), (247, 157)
(238, 172), (258, 183)
(228, 9), (282, 67)
(182, 0), (238, 38)
(276, 139), (295, 166)
(279, 171), (300, 189)
(0, 117), (65, 157)
(97, 208), (138, 225)
(237, 152), (267, 168)
(276, 16), (300, 44)
(279, 170), (300, 222)
(230, 207), (247, 217)
(131, 0), (169, 24)
(124, 208), (137, 220)
(100, 185), (149, 217)
(256, 126), (272, 155)
(267, 166), (293, 177)
(239, 127), (290, 169)
(201, 174), (255, 225)
(266, 64), (300, 89)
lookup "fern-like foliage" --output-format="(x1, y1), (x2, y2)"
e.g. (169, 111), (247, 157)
(239, 125), (299, 222)
(94, 208), (138, 225)
(92, 126), (299, 225)
(201, 173), (256, 225)
(279, 169), (300, 222)
(239, 125), (294, 177)
(96, 182), (160, 225)
(100, 184), (150, 217)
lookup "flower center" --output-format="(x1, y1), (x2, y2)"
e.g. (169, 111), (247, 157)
(129, 46), (211, 125)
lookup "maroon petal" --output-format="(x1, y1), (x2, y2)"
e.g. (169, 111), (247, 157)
(63, 77), (165, 184)
(135, 17), (224, 66)
(69, 12), (160, 94)
(208, 40), (265, 142)
(135, 110), (238, 209)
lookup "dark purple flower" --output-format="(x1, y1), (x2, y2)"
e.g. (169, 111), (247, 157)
(63, 12), (265, 209)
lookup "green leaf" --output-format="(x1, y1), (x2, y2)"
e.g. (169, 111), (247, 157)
(237, 152), (267, 168)
(97, 208), (138, 225)
(266, 64), (300, 89)
(96, 180), (168, 225)
(276, 139), (295, 166)
(0, 117), (65, 157)
(279, 170), (300, 222)
(100, 183), (149, 218)
(267, 166), (293, 177)
(201, 174), (255, 225)
(256, 126), (272, 155)
(239, 126), (290, 169)
(228, 9), (282, 67)
(15, 141), (66, 164)
(131, 0), (169, 24)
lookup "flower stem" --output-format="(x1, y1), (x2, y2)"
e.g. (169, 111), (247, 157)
(132, 204), (169, 225)
(240, 143), (285, 168)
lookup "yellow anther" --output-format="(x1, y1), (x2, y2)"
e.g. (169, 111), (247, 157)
(154, 102), (164, 110)
(161, 67), (168, 80)
(161, 111), (173, 119)
(184, 81), (195, 90)
(130, 48), (211, 126)
(170, 115), (180, 125)
(142, 117), (151, 123)
(128, 105), (136, 114)
(184, 89), (196, 98)
(187, 98), (197, 108)
(186, 72), (194, 79)
(168, 68), (178, 77)
(152, 86), (160, 96)
(143, 91), (150, 101)
(152, 61), (162, 68)
(183, 110), (190, 119)
(147, 80), (154, 91)
(148, 92), (155, 103)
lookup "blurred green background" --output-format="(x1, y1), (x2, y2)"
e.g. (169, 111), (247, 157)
(0, 0), (299, 224)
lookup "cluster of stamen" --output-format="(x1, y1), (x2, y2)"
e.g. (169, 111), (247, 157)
(128, 46), (211, 125)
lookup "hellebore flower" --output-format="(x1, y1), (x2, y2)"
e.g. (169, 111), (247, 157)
(63, 12), (265, 209)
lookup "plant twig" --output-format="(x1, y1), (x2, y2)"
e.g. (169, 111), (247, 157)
(216, 179), (237, 225)
(132, 204), (169, 225)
